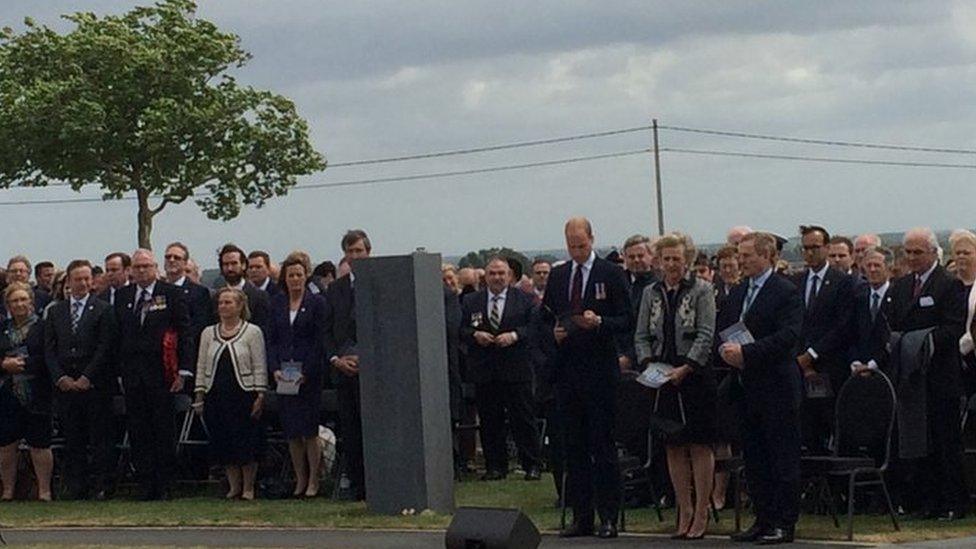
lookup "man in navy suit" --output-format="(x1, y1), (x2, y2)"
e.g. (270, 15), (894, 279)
(44, 260), (116, 500)
(850, 247), (894, 375)
(461, 256), (541, 481)
(114, 249), (192, 500)
(717, 232), (803, 544)
(543, 217), (632, 539)
(325, 229), (372, 501)
(789, 225), (855, 455)
(886, 227), (967, 520)
(163, 242), (214, 386)
(215, 244), (270, 332)
(248, 250), (283, 299)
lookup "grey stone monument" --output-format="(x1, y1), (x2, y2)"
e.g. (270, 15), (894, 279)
(354, 252), (455, 514)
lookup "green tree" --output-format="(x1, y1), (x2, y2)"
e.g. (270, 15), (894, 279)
(0, 0), (325, 248)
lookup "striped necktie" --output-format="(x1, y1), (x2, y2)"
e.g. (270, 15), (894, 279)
(489, 295), (502, 330)
(71, 300), (83, 333)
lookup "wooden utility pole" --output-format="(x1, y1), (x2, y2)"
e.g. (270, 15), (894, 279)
(652, 118), (664, 236)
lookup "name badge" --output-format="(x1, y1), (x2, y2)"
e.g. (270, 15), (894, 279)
(594, 283), (607, 301)
(919, 296), (935, 308)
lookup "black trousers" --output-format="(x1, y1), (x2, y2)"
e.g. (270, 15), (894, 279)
(337, 375), (364, 496)
(739, 398), (802, 530)
(538, 397), (564, 498)
(123, 368), (175, 495)
(58, 384), (114, 495)
(918, 395), (967, 514)
(558, 374), (619, 524)
(800, 395), (834, 455)
(475, 380), (540, 474)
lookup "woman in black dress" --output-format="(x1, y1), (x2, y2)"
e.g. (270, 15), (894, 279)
(0, 282), (52, 501)
(634, 234), (717, 539)
(267, 252), (326, 497)
(193, 287), (267, 499)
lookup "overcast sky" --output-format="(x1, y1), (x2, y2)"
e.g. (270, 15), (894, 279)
(2, 1), (975, 268)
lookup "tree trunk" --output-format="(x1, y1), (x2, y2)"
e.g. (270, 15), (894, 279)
(136, 187), (154, 250)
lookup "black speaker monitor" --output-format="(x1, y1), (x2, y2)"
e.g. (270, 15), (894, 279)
(445, 507), (540, 549)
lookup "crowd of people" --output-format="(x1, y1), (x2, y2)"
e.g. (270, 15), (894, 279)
(1, 219), (975, 545)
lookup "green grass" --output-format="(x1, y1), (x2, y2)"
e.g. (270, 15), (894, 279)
(0, 474), (973, 544)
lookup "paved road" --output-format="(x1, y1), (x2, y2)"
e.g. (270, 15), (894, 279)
(0, 527), (880, 548)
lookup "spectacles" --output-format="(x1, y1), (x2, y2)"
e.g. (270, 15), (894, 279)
(164, 254), (186, 261)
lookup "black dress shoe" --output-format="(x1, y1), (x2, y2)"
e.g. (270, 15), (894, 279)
(524, 467), (541, 481)
(729, 522), (766, 542)
(597, 520), (618, 539)
(559, 520), (594, 538)
(757, 527), (794, 545)
(480, 470), (506, 481)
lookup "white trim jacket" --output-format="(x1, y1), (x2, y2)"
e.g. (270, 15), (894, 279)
(194, 322), (268, 394)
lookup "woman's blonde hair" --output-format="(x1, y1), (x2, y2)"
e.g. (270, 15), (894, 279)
(214, 287), (250, 321)
(3, 281), (33, 305)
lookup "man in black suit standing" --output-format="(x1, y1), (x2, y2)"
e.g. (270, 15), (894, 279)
(717, 232), (803, 544)
(99, 252), (131, 306)
(248, 250), (283, 299)
(616, 234), (657, 373)
(886, 227), (967, 520)
(790, 225), (855, 455)
(461, 256), (541, 481)
(850, 247), (894, 375)
(215, 244), (270, 332)
(325, 229), (372, 501)
(163, 242), (214, 382)
(44, 260), (116, 500)
(114, 249), (192, 500)
(543, 217), (631, 539)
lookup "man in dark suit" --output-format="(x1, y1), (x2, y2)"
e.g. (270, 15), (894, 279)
(163, 242), (214, 384)
(215, 244), (270, 331)
(616, 234), (657, 373)
(886, 227), (968, 520)
(543, 217), (632, 539)
(99, 252), (131, 306)
(717, 232), (803, 544)
(789, 225), (855, 455)
(324, 229), (372, 501)
(44, 260), (116, 500)
(461, 256), (541, 481)
(114, 249), (192, 500)
(850, 246), (894, 375)
(248, 250), (283, 299)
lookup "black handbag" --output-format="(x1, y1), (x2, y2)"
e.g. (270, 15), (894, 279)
(648, 389), (686, 437)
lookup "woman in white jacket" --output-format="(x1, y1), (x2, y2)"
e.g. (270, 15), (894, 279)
(193, 287), (268, 500)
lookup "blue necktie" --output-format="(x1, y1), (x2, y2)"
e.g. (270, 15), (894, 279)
(740, 282), (758, 321)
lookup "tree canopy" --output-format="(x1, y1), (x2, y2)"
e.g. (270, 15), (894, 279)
(0, 0), (325, 248)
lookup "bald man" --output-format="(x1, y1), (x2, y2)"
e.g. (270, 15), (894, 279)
(543, 217), (632, 538)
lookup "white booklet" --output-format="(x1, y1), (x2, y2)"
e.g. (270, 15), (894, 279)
(276, 361), (303, 396)
(719, 321), (755, 345)
(637, 363), (674, 389)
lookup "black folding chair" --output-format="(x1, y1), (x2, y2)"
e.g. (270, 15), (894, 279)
(800, 370), (900, 541)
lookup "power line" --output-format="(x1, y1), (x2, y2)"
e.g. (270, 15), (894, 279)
(327, 126), (653, 167)
(663, 147), (976, 169)
(659, 125), (976, 155)
(0, 149), (651, 207)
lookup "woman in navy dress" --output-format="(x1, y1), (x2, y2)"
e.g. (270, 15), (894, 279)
(266, 252), (326, 497)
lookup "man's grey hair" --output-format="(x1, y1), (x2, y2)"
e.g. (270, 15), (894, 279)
(862, 246), (894, 266)
(903, 227), (938, 251)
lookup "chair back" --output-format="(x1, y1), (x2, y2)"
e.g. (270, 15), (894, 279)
(833, 370), (896, 470)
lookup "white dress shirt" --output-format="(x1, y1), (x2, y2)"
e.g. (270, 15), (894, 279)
(568, 251), (596, 301)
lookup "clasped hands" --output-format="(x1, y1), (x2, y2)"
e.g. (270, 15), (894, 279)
(553, 310), (601, 344)
(331, 355), (359, 377)
(56, 374), (93, 392)
(474, 331), (518, 348)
